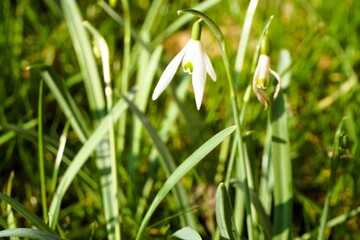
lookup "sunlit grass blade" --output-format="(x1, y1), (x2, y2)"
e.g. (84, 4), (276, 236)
(270, 51), (293, 239)
(135, 77), (190, 221)
(28, 66), (90, 143)
(48, 91), (135, 229)
(122, 95), (196, 228)
(60, 0), (105, 117)
(0, 192), (57, 235)
(5, 171), (17, 235)
(317, 118), (345, 240)
(83, 20), (121, 240)
(171, 226), (202, 240)
(216, 183), (240, 240)
(0, 228), (61, 240)
(37, 79), (48, 223)
(131, 46), (163, 207)
(135, 125), (237, 240)
(50, 121), (70, 194)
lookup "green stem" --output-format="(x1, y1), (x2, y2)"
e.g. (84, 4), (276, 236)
(38, 79), (48, 223)
(177, 9), (254, 239)
(223, 48), (254, 240)
(317, 119), (345, 240)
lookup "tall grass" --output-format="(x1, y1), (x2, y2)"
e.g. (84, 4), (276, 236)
(0, 0), (359, 239)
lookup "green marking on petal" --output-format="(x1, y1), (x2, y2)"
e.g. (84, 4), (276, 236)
(256, 78), (268, 89)
(184, 61), (193, 74)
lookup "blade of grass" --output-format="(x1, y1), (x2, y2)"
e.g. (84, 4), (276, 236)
(216, 183), (241, 240)
(83, 20), (121, 240)
(317, 119), (345, 240)
(0, 192), (57, 235)
(60, 0), (105, 118)
(135, 77), (190, 221)
(270, 56), (293, 239)
(28, 66), (90, 143)
(48, 91), (135, 229)
(135, 125), (237, 240)
(38, 79), (48, 223)
(50, 121), (70, 194)
(123, 95), (196, 228)
(0, 228), (61, 240)
(171, 226), (202, 240)
(5, 171), (17, 238)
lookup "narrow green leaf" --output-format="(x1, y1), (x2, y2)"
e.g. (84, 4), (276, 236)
(135, 125), (237, 240)
(216, 183), (241, 240)
(61, 0), (105, 118)
(38, 79), (48, 223)
(271, 47), (293, 240)
(123, 95), (196, 228)
(0, 228), (61, 240)
(171, 226), (202, 240)
(0, 192), (57, 235)
(317, 118), (346, 240)
(28, 65), (90, 143)
(48, 91), (135, 229)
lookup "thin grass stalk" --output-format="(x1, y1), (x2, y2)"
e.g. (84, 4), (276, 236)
(234, 0), (259, 79)
(60, 0), (105, 116)
(37, 79), (48, 223)
(50, 121), (70, 194)
(317, 119), (345, 240)
(222, 26), (255, 240)
(135, 126), (237, 240)
(134, 77), (189, 221)
(6, 171), (17, 235)
(117, 0), (131, 149)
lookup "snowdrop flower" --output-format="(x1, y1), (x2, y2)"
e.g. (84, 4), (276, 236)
(252, 34), (281, 109)
(152, 20), (217, 110)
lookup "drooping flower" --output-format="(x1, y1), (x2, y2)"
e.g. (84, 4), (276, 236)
(252, 33), (281, 109)
(152, 20), (217, 110)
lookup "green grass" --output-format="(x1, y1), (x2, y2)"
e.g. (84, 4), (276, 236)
(0, 0), (359, 239)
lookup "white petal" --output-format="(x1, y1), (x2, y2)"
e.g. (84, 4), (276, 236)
(186, 40), (206, 110)
(152, 42), (189, 100)
(257, 55), (271, 85)
(203, 52), (216, 81)
(182, 39), (197, 72)
(269, 68), (282, 99)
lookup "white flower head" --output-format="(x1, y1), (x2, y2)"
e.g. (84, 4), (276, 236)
(252, 34), (281, 109)
(152, 20), (217, 110)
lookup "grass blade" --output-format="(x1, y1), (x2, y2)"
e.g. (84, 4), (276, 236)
(0, 192), (57, 235)
(317, 119), (345, 240)
(135, 125), (237, 240)
(48, 91), (135, 229)
(123, 95), (197, 228)
(216, 183), (241, 240)
(171, 226), (202, 240)
(37, 79), (48, 223)
(0, 228), (61, 240)
(270, 79), (292, 239)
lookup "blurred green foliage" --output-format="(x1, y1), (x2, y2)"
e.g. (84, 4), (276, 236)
(0, 0), (359, 239)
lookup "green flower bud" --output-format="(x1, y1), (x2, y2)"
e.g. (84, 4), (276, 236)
(261, 32), (271, 55)
(191, 20), (202, 41)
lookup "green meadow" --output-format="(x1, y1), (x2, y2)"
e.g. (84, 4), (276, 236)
(0, 0), (359, 239)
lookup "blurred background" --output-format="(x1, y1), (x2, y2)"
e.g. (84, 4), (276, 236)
(0, 0), (359, 239)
